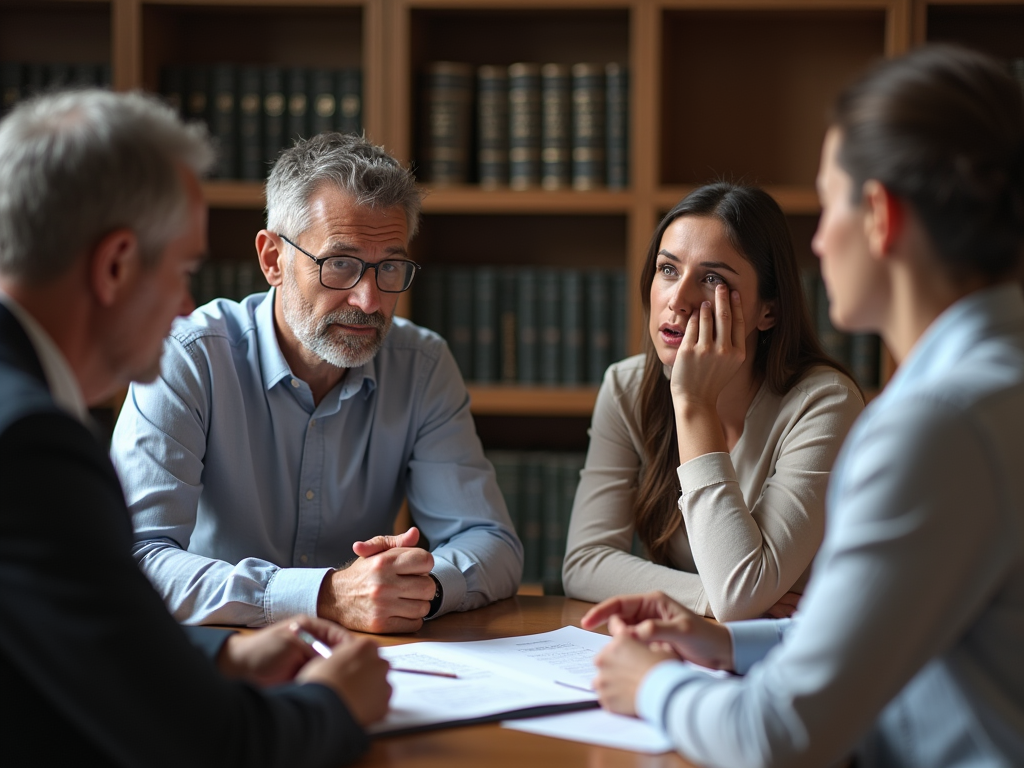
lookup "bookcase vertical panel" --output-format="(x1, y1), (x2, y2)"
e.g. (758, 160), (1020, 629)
(659, 8), (887, 188)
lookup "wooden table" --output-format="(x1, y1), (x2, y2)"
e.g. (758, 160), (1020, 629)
(356, 595), (697, 768)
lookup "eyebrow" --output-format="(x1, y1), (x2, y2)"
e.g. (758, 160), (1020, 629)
(657, 249), (740, 276)
(322, 241), (410, 259)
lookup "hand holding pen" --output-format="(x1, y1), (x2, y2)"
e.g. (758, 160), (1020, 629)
(294, 626), (459, 679)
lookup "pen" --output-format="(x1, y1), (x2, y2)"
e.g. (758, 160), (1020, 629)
(391, 667), (459, 679)
(293, 627), (333, 659)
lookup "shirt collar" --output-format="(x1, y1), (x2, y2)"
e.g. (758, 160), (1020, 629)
(0, 290), (89, 423)
(255, 287), (379, 402)
(883, 282), (1024, 402)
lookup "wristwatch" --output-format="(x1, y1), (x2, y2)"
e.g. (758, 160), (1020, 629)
(426, 573), (443, 619)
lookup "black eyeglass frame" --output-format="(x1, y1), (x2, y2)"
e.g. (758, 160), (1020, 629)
(278, 233), (421, 293)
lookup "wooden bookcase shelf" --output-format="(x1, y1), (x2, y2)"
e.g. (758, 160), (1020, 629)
(10, 0), (1016, 430)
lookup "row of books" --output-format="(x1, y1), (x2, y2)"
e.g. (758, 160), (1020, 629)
(487, 450), (585, 594)
(422, 61), (628, 191)
(1, 61), (111, 116)
(803, 270), (881, 391)
(414, 266), (628, 386)
(160, 65), (363, 181)
(191, 260), (265, 309)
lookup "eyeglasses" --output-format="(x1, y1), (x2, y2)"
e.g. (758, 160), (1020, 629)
(278, 234), (421, 293)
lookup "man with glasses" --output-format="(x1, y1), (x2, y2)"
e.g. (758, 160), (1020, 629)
(111, 132), (523, 634)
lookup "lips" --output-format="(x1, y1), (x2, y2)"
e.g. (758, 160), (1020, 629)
(658, 324), (683, 346)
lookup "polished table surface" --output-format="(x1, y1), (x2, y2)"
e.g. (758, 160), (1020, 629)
(354, 595), (697, 768)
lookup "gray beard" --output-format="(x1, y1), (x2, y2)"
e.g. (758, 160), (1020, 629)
(279, 278), (391, 369)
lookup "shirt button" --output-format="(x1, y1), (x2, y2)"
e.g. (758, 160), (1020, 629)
(291, 378), (300, 388)
(306, 490), (315, 500)
(300, 554), (309, 564)
(309, 419), (316, 428)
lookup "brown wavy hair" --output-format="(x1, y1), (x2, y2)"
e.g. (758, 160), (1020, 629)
(634, 183), (854, 564)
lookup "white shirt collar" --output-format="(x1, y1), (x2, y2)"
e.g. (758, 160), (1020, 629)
(0, 290), (90, 424)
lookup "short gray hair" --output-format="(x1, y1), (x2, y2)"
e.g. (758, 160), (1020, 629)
(266, 132), (422, 240)
(0, 89), (215, 284)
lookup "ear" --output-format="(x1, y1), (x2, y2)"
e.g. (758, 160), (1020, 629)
(89, 229), (140, 308)
(862, 180), (904, 260)
(256, 229), (285, 287)
(755, 300), (777, 332)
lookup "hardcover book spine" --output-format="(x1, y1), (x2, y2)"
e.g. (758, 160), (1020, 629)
(71, 63), (100, 88)
(335, 68), (362, 135)
(539, 269), (562, 385)
(185, 65), (210, 129)
(498, 268), (518, 383)
(414, 265), (447, 339)
(422, 62), (474, 186)
(508, 63), (542, 190)
(561, 269), (584, 385)
(448, 268), (475, 380)
(159, 65), (185, 118)
(611, 269), (627, 363)
(571, 63), (605, 190)
(310, 69), (336, 137)
(605, 63), (629, 189)
(46, 62), (71, 89)
(586, 270), (611, 384)
(474, 267), (498, 383)
(210, 64), (238, 179)
(517, 269), (539, 384)
(238, 67), (263, 181)
(540, 64), (571, 191)
(263, 68), (286, 166)
(815, 275), (850, 367)
(2, 62), (23, 117)
(486, 451), (522, 541)
(542, 456), (564, 595)
(286, 67), (309, 147)
(521, 455), (544, 585)
(477, 65), (508, 189)
(849, 334), (881, 390)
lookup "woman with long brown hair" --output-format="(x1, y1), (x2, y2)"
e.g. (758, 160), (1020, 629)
(563, 182), (863, 621)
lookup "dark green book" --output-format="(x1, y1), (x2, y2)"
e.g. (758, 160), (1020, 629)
(477, 65), (508, 188)
(486, 451), (522, 541)
(310, 69), (336, 136)
(541, 455), (564, 595)
(561, 269), (584, 385)
(414, 264), (446, 338)
(571, 63), (605, 190)
(185, 66), (210, 127)
(587, 270), (611, 384)
(263, 68), (286, 166)
(209, 64), (238, 179)
(521, 455), (544, 585)
(849, 334), (881, 390)
(539, 269), (562, 385)
(1, 63), (23, 117)
(192, 262), (218, 308)
(335, 68), (362, 135)
(517, 269), (539, 384)
(448, 268), (475, 379)
(238, 67), (263, 180)
(474, 267), (498, 383)
(605, 63), (628, 189)
(236, 260), (259, 300)
(159, 65), (185, 118)
(540, 63), (571, 191)
(815, 275), (850, 367)
(286, 67), (309, 146)
(498, 268), (518, 383)
(217, 261), (238, 301)
(46, 63), (72, 89)
(508, 62), (542, 190)
(555, 452), (586, 595)
(611, 269), (627, 362)
(422, 62), (473, 185)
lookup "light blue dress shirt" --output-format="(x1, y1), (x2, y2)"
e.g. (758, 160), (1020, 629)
(636, 283), (1024, 767)
(111, 290), (523, 626)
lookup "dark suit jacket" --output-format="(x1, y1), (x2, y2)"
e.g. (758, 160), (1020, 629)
(0, 302), (367, 767)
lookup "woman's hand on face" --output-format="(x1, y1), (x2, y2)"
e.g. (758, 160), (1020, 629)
(670, 285), (747, 407)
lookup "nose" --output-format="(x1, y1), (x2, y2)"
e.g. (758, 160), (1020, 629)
(666, 274), (700, 316)
(346, 268), (383, 314)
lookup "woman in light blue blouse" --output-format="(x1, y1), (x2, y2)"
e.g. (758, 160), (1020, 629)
(581, 45), (1024, 768)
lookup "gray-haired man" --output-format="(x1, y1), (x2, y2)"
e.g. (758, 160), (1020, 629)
(112, 132), (523, 633)
(0, 90), (389, 766)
